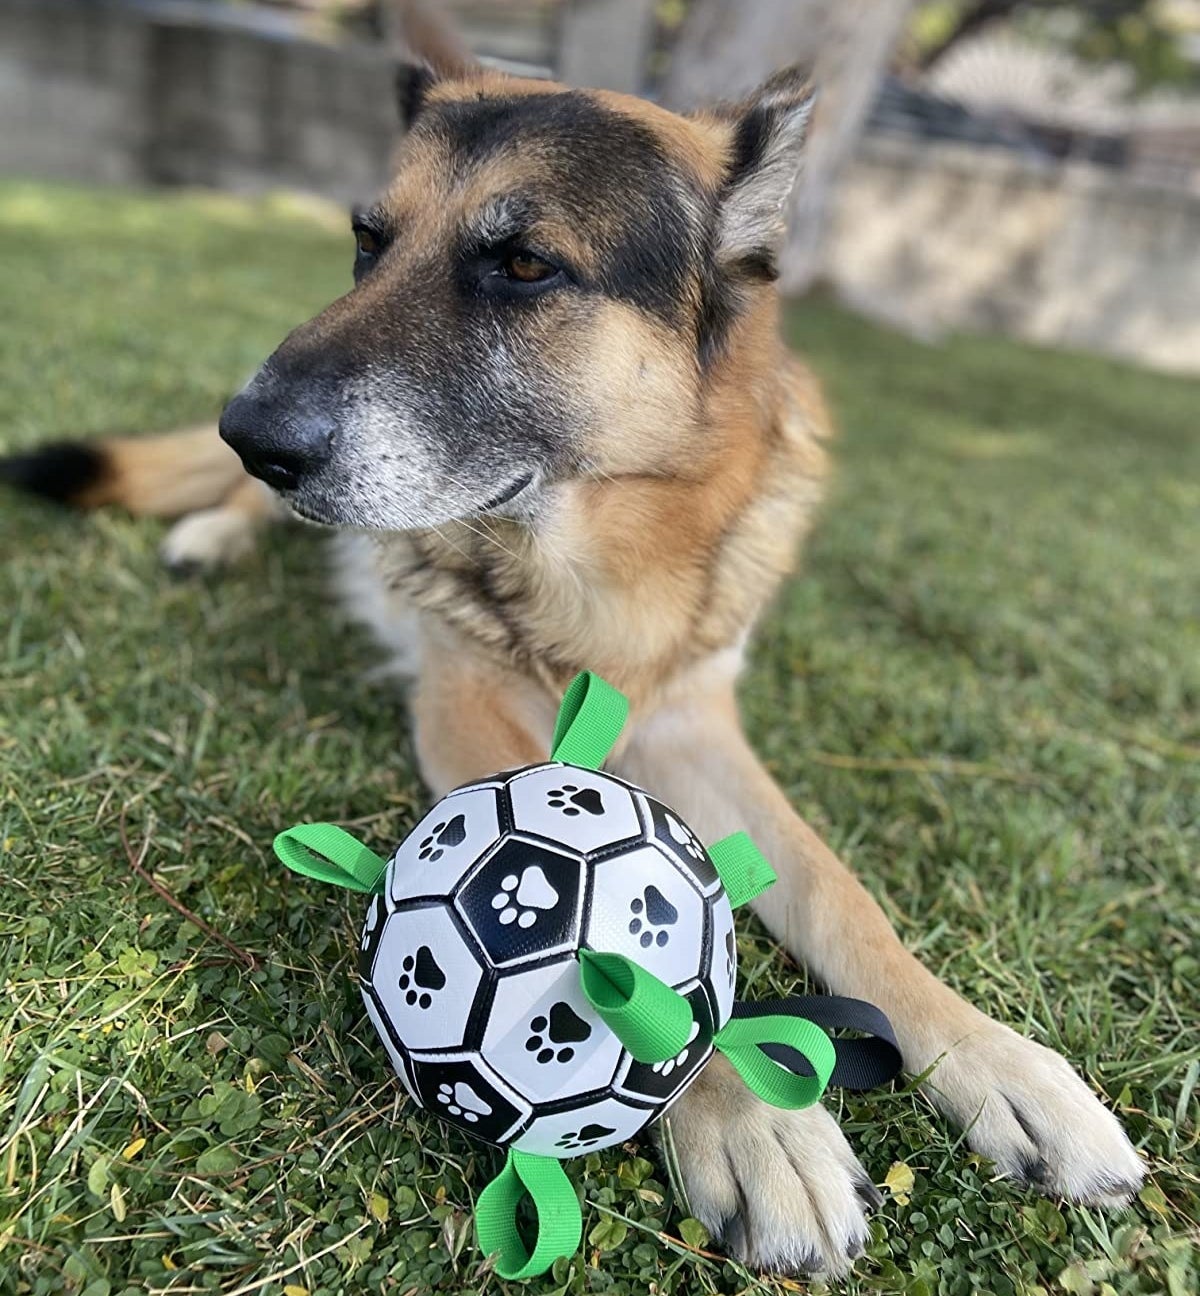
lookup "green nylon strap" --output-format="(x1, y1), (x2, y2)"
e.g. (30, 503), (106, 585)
(475, 1149), (582, 1280)
(273, 823), (387, 894)
(706, 832), (777, 909)
(712, 1014), (836, 1109)
(550, 671), (629, 770)
(577, 950), (693, 1064)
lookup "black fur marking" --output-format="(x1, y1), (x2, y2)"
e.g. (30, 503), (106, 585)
(423, 91), (697, 326)
(395, 62), (435, 130)
(728, 105), (773, 188)
(731, 249), (779, 282)
(854, 1173), (884, 1211)
(0, 441), (107, 505)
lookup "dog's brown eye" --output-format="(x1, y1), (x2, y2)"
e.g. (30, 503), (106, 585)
(504, 251), (556, 283)
(354, 227), (380, 258)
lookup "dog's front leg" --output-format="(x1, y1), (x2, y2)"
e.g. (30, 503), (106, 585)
(618, 673), (1144, 1272)
(409, 642), (558, 796)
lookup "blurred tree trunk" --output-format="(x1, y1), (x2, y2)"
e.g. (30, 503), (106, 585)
(559, 0), (658, 93)
(660, 0), (914, 294)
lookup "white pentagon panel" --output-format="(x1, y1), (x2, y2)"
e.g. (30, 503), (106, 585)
(482, 958), (623, 1106)
(586, 844), (708, 988)
(387, 786), (503, 906)
(507, 764), (641, 856)
(408, 1053), (530, 1146)
(455, 837), (586, 969)
(707, 894), (737, 1028)
(366, 905), (485, 1052)
(361, 985), (419, 1103)
(513, 1094), (653, 1157)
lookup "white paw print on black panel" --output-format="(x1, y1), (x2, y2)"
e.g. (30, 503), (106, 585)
(546, 784), (605, 817)
(665, 813), (706, 864)
(437, 1080), (493, 1123)
(418, 814), (466, 862)
(629, 884), (678, 949)
(555, 1122), (616, 1152)
(725, 927), (736, 986)
(651, 1019), (700, 1077)
(397, 944), (446, 1009)
(491, 865), (560, 929)
(525, 1000), (592, 1064)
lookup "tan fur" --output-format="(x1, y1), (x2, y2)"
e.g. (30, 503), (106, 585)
(75, 425), (243, 516)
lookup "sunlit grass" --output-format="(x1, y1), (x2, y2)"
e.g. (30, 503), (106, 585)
(1, 180), (1197, 1296)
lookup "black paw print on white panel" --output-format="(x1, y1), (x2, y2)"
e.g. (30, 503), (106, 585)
(525, 1000), (592, 1064)
(546, 784), (605, 817)
(398, 945), (446, 1009)
(555, 1122), (616, 1152)
(629, 884), (679, 949)
(418, 813), (467, 862)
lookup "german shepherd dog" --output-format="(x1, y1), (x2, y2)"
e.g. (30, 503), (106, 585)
(3, 52), (1144, 1277)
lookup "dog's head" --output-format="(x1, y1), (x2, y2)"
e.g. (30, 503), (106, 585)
(219, 65), (814, 530)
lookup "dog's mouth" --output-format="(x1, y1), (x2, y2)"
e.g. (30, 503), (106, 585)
(479, 472), (534, 514)
(286, 471), (535, 531)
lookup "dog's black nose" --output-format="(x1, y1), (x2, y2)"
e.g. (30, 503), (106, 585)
(219, 388), (335, 491)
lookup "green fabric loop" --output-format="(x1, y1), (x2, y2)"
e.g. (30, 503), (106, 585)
(273, 823), (387, 894)
(476, 1149), (582, 1280)
(577, 950), (693, 1063)
(706, 832), (777, 909)
(550, 671), (629, 770)
(712, 1014), (836, 1109)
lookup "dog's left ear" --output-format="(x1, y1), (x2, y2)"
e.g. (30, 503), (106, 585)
(712, 67), (816, 271)
(396, 62), (437, 130)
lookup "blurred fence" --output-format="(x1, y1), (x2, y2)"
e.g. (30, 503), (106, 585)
(2, 0), (1198, 373)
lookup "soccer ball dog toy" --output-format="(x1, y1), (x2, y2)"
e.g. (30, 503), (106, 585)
(275, 672), (900, 1279)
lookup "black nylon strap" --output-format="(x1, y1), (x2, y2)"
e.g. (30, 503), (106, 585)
(732, 995), (902, 1092)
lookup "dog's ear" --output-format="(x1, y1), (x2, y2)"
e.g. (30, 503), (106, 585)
(712, 67), (816, 271)
(396, 61), (437, 130)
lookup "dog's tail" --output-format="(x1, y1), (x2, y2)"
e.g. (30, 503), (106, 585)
(0, 425), (246, 518)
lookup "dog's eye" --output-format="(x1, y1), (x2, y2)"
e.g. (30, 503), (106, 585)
(354, 226), (381, 259)
(502, 251), (558, 284)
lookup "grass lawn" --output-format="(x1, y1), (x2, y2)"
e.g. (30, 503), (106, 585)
(0, 179), (1197, 1296)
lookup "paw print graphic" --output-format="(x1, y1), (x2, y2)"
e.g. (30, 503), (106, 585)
(725, 927), (737, 986)
(525, 1000), (592, 1064)
(664, 812), (707, 864)
(628, 884), (679, 949)
(417, 813), (467, 862)
(397, 945), (446, 1009)
(546, 784), (604, 817)
(651, 1020), (700, 1077)
(554, 1122), (616, 1152)
(436, 1080), (492, 1124)
(491, 865), (560, 929)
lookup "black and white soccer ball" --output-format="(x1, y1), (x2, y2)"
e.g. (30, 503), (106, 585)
(358, 762), (737, 1157)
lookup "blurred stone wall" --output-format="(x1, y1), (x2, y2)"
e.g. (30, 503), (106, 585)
(0, 0), (397, 204)
(830, 137), (1200, 375)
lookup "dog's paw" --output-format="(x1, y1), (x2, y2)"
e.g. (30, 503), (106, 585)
(922, 1015), (1145, 1206)
(659, 1053), (879, 1276)
(161, 507), (257, 574)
